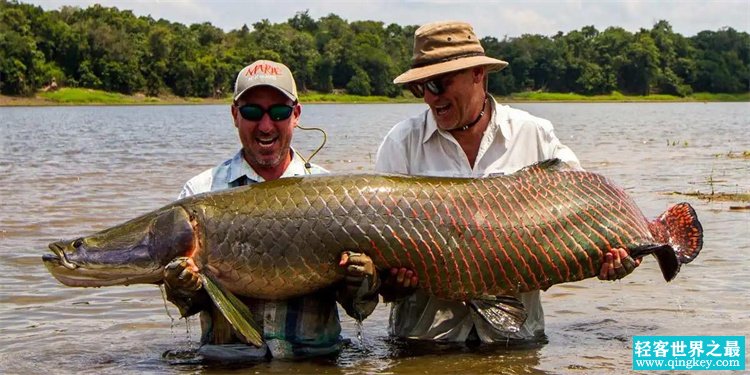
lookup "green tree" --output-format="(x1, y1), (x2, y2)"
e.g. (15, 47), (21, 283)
(2, 1), (748, 98)
(289, 10), (317, 34)
(591, 27), (632, 94)
(316, 14), (355, 90)
(0, 5), (45, 95)
(142, 25), (171, 96)
(483, 36), (517, 95)
(649, 20), (693, 96)
(165, 24), (200, 97)
(348, 21), (396, 96)
(691, 28), (750, 93)
(619, 31), (660, 95)
(346, 66), (371, 95)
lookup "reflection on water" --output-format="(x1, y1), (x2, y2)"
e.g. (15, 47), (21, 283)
(1, 103), (748, 374)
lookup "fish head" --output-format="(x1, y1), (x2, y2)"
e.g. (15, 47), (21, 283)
(43, 205), (196, 287)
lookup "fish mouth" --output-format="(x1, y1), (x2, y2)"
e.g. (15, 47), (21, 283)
(44, 242), (78, 270)
(42, 241), (164, 287)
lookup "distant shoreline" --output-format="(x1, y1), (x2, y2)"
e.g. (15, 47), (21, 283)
(1, 88), (748, 106)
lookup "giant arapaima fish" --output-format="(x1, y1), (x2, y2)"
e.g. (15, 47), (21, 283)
(43, 159), (703, 346)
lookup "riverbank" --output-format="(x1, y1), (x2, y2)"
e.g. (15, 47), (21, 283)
(0, 88), (413, 106)
(1, 88), (748, 106)
(510, 91), (750, 102)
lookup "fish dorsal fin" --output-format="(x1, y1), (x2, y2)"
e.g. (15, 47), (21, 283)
(200, 272), (264, 347)
(517, 158), (567, 174)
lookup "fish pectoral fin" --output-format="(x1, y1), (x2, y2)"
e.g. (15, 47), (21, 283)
(469, 296), (527, 336)
(200, 272), (264, 347)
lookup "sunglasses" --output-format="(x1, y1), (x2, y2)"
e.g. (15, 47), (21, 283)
(237, 103), (295, 121)
(407, 70), (464, 98)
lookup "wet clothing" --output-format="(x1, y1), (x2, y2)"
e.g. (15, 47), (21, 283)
(375, 97), (581, 343)
(166, 149), (378, 360)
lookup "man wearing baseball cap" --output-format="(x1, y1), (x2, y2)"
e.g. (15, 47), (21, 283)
(376, 21), (640, 345)
(163, 60), (379, 361)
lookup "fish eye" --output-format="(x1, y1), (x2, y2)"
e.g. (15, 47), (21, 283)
(72, 239), (84, 249)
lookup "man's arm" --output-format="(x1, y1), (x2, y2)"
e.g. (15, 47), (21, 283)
(336, 252), (380, 321)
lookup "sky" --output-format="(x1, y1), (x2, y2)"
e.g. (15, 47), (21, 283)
(23, 0), (750, 38)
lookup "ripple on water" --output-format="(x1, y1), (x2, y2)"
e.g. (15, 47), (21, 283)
(1, 103), (748, 374)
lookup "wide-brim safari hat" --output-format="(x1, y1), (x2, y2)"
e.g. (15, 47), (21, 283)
(393, 21), (508, 84)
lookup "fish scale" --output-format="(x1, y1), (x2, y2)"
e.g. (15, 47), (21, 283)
(44, 160), (703, 304)
(178, 161), (699, 301)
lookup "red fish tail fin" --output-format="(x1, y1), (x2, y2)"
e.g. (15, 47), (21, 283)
(649, 202), (703, 264)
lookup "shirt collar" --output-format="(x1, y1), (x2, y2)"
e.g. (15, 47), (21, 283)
(491, 97), (512, 144)
(422, 110), (440, 144)
(226, 148), (310, 184)
(421, 96), (511, 144)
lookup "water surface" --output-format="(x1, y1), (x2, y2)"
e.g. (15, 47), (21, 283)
(1, 102), (748, 374)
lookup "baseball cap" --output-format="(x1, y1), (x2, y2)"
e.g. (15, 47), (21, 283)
(233, 60), (298, 102)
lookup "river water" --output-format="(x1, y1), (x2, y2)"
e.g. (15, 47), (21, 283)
(0, 102), (748, 374)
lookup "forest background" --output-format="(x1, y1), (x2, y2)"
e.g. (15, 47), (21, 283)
(1, 0), (748, 101)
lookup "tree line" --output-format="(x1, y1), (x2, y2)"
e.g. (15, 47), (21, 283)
(1, 0), (748, 98)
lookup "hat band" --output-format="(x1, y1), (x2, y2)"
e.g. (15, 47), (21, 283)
(412, 52), (486, 68)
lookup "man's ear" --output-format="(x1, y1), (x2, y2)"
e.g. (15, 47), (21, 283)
(472, 66), (485, 84)
(230, 104), (239, 128)
(291, 103), (302, 128)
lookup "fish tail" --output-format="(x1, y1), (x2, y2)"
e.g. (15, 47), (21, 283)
(641, 203), (704, 281)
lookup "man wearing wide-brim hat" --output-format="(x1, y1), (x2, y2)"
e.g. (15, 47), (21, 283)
(375, 21), (640, 344)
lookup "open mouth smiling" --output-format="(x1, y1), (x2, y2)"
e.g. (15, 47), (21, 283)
(434, 103), (451, 116)
(256, 135), (278, 147)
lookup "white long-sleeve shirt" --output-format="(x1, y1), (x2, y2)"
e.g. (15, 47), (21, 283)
(375, 97), (581, 342)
